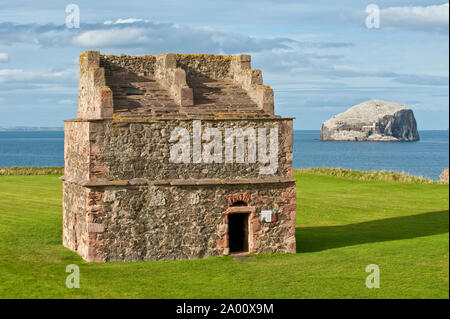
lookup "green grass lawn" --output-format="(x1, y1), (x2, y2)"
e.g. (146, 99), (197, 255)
(0, 171), (448, 299)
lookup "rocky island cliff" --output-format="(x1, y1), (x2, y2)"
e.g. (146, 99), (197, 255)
(320, 99), (420, 142)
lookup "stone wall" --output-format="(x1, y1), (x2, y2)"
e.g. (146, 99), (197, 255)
(99, 53), (232, 79)
(176, 54), (232, 79)
(440, 168), (449, 183)
(63, 181), (108, 262)
(155, 54), (193, 106)
(100, 54), (156, 76)
(230, 55), (274, 115)
(83, 118), (293, 182)
(62, 182), (87, 256)
(78, 51), (113, 119)
(64, 121), (90, 181)
(96, 52), (274, 114)
(175, 54), (274, 114)
(76, 182), (296, 262)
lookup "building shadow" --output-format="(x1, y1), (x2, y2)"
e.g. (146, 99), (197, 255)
(296, 210), (449, 253)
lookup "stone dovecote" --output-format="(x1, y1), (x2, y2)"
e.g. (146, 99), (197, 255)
(62, 51), (296, 262)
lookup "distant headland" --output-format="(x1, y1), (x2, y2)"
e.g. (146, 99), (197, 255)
(0, 126), (63, 132)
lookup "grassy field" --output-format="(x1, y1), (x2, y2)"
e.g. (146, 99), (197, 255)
(0, 170), (448, 298)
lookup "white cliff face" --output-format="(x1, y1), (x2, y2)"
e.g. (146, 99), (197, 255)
(320, 99), (420, 142)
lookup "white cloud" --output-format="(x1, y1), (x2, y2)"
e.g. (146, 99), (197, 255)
(0, 68), (75, 83)
(253, 49), (448, 87)
(381, 3), (449, 32)
(104, 18), (148, 25)
(0, 52), (8, 62)
(0, 69), (38, 82)
(0, 18), (354, 54)
(70, 22), (298, 52)
(58, 99), (75, 105)
(114, 18), (145, 24)
(0, 20), (298, 53)
(0, 68), (76, 96)
(71, 27), (150, 48)
(252, 49), (346, 74)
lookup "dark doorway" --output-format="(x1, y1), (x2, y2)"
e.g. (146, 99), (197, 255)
(228, 213), (249, 253)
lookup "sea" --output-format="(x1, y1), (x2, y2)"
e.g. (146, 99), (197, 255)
(0, 130), (448, 180)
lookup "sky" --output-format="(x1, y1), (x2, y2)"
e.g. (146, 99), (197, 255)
(0, 0), (448, 130)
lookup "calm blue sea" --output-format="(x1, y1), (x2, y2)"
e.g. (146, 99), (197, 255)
(293, 130), (449, 180)
(0, 130), (448, 180)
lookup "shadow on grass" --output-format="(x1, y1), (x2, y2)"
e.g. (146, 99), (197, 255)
(296, 210), (449, 253)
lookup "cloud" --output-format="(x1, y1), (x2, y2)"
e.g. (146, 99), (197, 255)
(392, 74), (449, 86)
(0, 52), (8, 62)
(299, 42), (354, 49)
(111, 18), (146, 24)
(252, 49), (347, 73)
(58, 99), (75, 105)
(0, 20), (295, 53)
(325, 65), (449, 86)
(0, 68), (75, 84)
(71, 27), (151, 48)
(342, 3), (449, 33)
(254, 50), (448, 87)
(0, 68), (77, 95)
(381, 3), (449, 33)
(0, 22), (69, 46)
(0, 19), (353, 54)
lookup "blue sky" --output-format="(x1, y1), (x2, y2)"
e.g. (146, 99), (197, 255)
(0, 0), (448, 129)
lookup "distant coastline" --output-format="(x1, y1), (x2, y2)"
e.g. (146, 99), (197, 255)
(0, 126), (63, 132)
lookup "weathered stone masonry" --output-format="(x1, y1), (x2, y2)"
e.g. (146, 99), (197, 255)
(63, 51), (296, 262)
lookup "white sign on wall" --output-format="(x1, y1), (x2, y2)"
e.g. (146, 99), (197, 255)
(261, 210), (276, 223)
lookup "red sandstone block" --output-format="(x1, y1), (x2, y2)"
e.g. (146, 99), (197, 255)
(283, 204), (296, 213)
(281, 187), (296, 200)
(87, 205), (104, 214)
(290, 210), (296, 221)
(89, 238), (105, 247)
(85, 247), (104, 262)
(226, 193), (251, 206)
(287, 243), (296, 253)
(88, 191), (103, 201)
(91, 164), (107, 175)
(85, 213), (95, 223)
(87, 232), (97, 241)
(252, 219), (261, 233)
(216, 236), (228, 249)
(226, 206), (256, 214)
(100, 86), (112, 99)
(87, 223), (104, 233)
